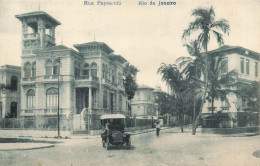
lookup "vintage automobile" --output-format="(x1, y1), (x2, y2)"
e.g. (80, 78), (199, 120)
(100, 114), (131, 150)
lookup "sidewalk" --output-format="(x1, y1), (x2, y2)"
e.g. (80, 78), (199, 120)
(0, 126), (174, 151)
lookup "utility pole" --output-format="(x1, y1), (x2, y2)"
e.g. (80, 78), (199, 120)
(57, 57), (61, 138)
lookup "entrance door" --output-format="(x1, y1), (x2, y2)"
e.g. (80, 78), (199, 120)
(10, 102), (17, 118)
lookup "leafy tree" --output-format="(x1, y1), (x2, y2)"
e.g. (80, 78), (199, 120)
(182, 6), (230, 135)
(154, 91), (171, 115)
(123, 63), (138, 100)
(236, 81), (259, 112)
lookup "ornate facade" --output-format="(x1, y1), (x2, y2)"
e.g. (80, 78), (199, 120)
(15, 11), (129, 130)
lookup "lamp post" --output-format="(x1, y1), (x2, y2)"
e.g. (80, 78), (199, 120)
(57, 57), (61, 138)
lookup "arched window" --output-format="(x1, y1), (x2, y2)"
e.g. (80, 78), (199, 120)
(45, 60), (52, 76)
(11, 76), (18, 91)
(91, 62), (97, 78)
(24, 62), (31, 78)
(32, 62), (36, 77)
(53, 59), (60, 75)
(27, 89), (35, 108)
(46, 88), (58, 107)
(119, 95), (122, 111)
(82, 63), (89, 78)
(103, 90), (107, 109)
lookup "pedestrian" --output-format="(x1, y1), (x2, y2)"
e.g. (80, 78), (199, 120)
(156, 121), (160, 137)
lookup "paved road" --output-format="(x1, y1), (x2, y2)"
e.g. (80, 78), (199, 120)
(0, 128), (260, 166)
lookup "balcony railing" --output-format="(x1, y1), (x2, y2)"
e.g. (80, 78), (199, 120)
(22, 77), (36, 82)
(23, 33), (39, 39)
(75, 75), (99, 82)
(221, 106), (230, 111)
(44, 34), (55, 43)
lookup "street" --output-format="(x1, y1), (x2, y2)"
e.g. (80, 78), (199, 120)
(0, 128), (260, 166)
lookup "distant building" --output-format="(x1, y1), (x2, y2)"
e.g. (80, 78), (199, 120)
(131, 85), (157, 118)
(15, 11), (129, 131)
(0, 65), (21, 118)
(201, 45), (259, 127)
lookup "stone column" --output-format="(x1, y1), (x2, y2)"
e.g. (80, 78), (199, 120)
(38, 18), (45, 48)
(22, 20), (28, 36)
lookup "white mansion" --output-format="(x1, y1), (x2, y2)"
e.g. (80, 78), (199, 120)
(14, 11), (129, 130)
(202, 45), (259, 127)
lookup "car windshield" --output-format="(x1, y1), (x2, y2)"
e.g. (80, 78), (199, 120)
(103, 118), (125, 130)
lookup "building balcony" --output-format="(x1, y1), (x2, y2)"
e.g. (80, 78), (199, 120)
(101, 78), (110, 86)
(21, 77), (36, 84)
(75, 75), (99, 88)
(23, 33), (39, 40)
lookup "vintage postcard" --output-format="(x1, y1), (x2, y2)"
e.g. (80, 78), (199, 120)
(0, 0), (259, 165)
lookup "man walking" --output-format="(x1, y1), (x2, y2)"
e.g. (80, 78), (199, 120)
(156, 121), (160, 137)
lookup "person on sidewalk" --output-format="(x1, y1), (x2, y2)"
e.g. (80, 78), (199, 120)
(156, 121), (160, 137)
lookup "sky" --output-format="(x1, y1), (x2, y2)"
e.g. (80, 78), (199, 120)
(0, 0), (259, 92)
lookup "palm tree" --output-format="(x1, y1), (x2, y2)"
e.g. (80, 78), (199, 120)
(182, 6), (230, 135)
(207, 56), (237, 114)
(157, 63), (187, 132)
(177, 40), (205, 124)
(177, 40), (204, 80)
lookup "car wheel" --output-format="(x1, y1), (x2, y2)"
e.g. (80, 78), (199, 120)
(106, 137), (110, 150)
(126, 137), (131, 150)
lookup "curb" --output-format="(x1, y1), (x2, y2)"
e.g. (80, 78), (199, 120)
(0, 144), (55, 151)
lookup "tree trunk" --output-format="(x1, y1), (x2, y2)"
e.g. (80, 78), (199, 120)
(180, 113), (184, 132)
(193, 101), (196, 125)
(192, 46), (208, 135)
(211, 97), (214, 115)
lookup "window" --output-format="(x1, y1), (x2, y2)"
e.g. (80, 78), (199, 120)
(221, 58), (228, 74)
(24, 62), (31, 78)
(45, 60), (52, 76)
(46, 88), (58, 107)
(119, 95), (122, 111)
(112, 70), (116, 84)
(82, 63), (89, 78)
(240, 58), (244, 74)
(91, 63), (97, 77)
(32, 62), (36, 77)
(27, 89), (35, 108)
(246, 59), (250, 75)
(74, 62), (80, 79)
(11, 76), (18, 91)
(255, 62), (258, 77)
(103, 90), (107, 108)
(102, 64), (105, 79)
(53, 59), (60, 75)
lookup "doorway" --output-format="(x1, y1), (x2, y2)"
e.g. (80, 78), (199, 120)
(10, 102), (17, 118)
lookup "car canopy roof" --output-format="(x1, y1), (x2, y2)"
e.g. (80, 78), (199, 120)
(100, 114), (126, 120)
